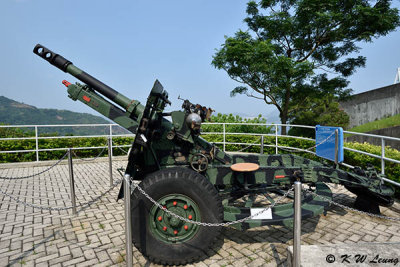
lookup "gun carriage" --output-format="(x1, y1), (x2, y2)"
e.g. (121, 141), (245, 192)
(33, 44), (395, 265)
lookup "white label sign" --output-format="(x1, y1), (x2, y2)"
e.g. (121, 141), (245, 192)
(250, 208), (272, 220)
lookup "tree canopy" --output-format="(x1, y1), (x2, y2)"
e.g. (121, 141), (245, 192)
(212, 0), (399, 134)
(288, 95), (350, 137)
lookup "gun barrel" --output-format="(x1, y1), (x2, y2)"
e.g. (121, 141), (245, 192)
(33, 44), (134, 111)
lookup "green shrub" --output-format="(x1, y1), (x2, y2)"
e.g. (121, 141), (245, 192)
(0, 135), (134, 162)
(202, 113), (273, 153)
(344, 142), (400, 186)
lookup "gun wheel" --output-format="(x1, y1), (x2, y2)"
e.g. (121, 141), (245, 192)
(131, 167), (223, 265)
(149, 194), (201, 243)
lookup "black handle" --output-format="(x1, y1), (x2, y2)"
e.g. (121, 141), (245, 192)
(33, 44), (72, 72)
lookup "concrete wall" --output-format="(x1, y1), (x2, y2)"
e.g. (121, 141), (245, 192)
(340, 83), (400, 128)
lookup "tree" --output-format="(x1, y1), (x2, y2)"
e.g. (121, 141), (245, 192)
(212, 0), (399, 135)
(288, 95), (349, 138)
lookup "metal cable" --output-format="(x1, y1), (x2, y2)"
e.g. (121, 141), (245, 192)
(72, 147), (107, 161)
(277, 131), (336, 153)
(0, 151), (69, 180)
(132, 182), (293, 227)
(116, 146), (129, 154)
(0, 179), (122, 211)
(236, 137), (262, 153)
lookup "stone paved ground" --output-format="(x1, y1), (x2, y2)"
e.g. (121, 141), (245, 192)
(0, 157), (400, 267)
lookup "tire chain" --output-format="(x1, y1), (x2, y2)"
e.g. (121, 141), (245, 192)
(132, 182), (293, 227)
(305, 188), (400, 222)
(0, 151), (69, 180)
(72, 147), (107, 161)
(0, 179), (122, 211)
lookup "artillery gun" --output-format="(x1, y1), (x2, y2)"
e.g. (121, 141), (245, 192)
(33, 44), (395, 265)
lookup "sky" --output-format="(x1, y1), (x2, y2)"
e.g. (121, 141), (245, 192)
(1, 0), (400, 124)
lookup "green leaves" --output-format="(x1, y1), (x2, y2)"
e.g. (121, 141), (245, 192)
(334, 56), (366, 77)
(202, 113), (272, 153)
(212, 0), (400, 130)
(0, 135), (133, 163)
(230, 86), (249, 97)
(288, 95), (350, 137)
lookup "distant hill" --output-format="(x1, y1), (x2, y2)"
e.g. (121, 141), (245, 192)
(0, 96), (128, 136)
(0, 96), (110, 125)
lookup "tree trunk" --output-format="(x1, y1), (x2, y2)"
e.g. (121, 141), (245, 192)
(281, 85), (291, 136)
(281, 117), (287, 135)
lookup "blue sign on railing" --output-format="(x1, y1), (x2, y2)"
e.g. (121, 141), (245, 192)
(315, 125), (344, 163)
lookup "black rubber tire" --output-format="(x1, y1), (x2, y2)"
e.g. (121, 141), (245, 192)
(131, 167), (223, 265)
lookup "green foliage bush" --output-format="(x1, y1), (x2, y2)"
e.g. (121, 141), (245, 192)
(201, 113), (273, 152)
(344, 142), (400, 186)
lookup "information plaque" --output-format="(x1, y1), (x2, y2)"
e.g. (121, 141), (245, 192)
(315, 125), (344, 163)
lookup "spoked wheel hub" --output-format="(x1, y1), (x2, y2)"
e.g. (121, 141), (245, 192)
(149, 194), (201, 243)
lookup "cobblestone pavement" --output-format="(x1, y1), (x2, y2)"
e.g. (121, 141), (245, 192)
(0, 158), (400, 267)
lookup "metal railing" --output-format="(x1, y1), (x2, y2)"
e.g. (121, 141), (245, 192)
(1, 123), (399, 187)
(0, 123), (134, 161)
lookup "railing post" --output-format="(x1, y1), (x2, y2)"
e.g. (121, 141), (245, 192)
(293, 181), (302, 267)
(333, 129), (339, 188)
(275, 125), (278, 154)
(260, 135), (264, 154)
(124, 174), (133, 267)
(68, 148), (77, 215)
(381, 138), (385, 175)
(223, 123), (226, 152)
(109, 124), (113, 157)
(35, 126), (39, 162)
(108, 137), (113, 187)
(334, 129), (339, 168)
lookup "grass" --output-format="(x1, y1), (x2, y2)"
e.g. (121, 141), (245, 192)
(347, 114), (400, 134)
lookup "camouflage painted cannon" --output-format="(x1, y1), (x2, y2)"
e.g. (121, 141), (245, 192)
(33, 44), (394, 265)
